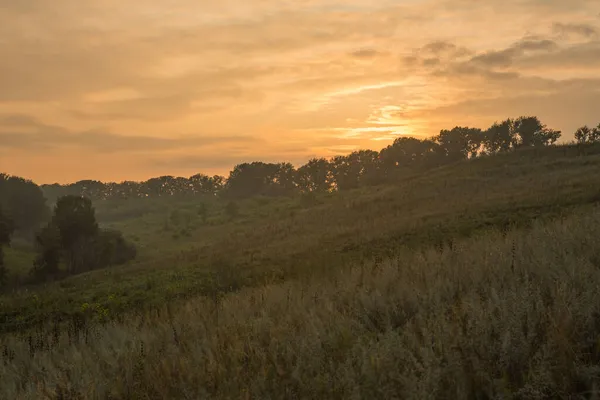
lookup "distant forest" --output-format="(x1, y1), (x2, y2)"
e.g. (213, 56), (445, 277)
(32, 116), (599, 203)
(0, 116), (599, 286)
(1, 116), (600, 236)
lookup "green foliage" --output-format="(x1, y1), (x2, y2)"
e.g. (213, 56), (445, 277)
(91, 229), (137, 267)
(436, 126), (483, 160)
(2, 209), (600, 398)
(51, 196), (99, 273)
(0, 208), (15, 289)
(379, 136), (440, 176)
(31, 196), (136, 281)
(0, 174), (49, 236)
(3, 142), (600, 335)
(31, 224), (61, 280)
(483, 119), (515, 153)
(574, 124), (600, 144)
(296, 158), (333, 193)
(513, 116), (562, 147)
(223, 162), (298, 199)
(36, 115), (565, 204)
(0, 207), (14, 246)
(52, 196), (99, 250)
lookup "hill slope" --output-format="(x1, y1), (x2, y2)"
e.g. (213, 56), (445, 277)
(2, 196), (600, 398)
(2, 143), (600, 333)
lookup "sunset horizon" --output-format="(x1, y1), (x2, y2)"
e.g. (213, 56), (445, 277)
(1, 0), (600, 184)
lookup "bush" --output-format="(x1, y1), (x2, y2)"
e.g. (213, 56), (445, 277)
(94, 229), (137, 267)
(31, 196), (136, 281)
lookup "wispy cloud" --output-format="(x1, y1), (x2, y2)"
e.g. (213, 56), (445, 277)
(0, 114), (259, 153)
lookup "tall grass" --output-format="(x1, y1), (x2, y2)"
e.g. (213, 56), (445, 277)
(2, 206), (600, 399)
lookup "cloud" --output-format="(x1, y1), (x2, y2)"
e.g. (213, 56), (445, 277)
(1, 0), (600, 182)
(0, 114), (259, 153)
(469, 39), (558, 68)
(349, 48), (384, 59)
(552, 22), (598, 38)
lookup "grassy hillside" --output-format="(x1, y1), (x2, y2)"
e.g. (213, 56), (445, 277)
(2, 201), (600, 398)
(2, 143), (600, 334)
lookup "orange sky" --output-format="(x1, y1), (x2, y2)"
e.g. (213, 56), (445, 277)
(1, 0), (600, 184)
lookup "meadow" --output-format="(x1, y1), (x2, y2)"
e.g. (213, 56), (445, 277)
(1, 143), (600, 398)
(2, 197), (600, 399)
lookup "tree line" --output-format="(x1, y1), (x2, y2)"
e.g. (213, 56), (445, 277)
(0, 115), (599, 287)
(40, 116), (600, 202)
(2, 116), (599, 237)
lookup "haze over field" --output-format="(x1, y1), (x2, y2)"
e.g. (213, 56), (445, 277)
(1, 0), (600, 183)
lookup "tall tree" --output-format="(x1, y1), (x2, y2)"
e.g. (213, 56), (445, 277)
(436, 127), (483, 161)
(330, 154), (361, 191)
(594, 124), (600, 143)
(52, 196), (99, 273)
(0, 207), (15, 288)
(483, 119), (516, 154)
(513, 116), (543, 147)
(33, 195), (136, 280)
(379, 136), (440, 175)
(296, 158), (334, 193)
(353, 150), (383, 186)
(189, 174), (225, 196)
(575, 126), (592, 144)
(224, 162), (295, 198)
(0, 174), (49, 236)
(513, 116), (561, 147)
(32, 224), (62, 279)
(574, 125), (600, 144)
(273, 163), (298, 196)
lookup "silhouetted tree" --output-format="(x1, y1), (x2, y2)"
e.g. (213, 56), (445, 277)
(513, 116), (561, 147)
(63, 180), (107, 200)
(436, 127), (483, 161)
(296, 158), (334, 192)
(353, 150), (383, 186)
(0, 207), (13, 248)
(32, 224), (62, 280)
(273, 162), (298, 196)
(575, 126), (593, 144)
(594, 124), (600, 143)
(575, 125), (600, 144)
(224, 162), (296, 198)
(91, 229), (137, 268)
(482, 119), (516, 154)
(514, 116), (543, 147)
(330, 155), (361, 191)
(32, 196), (136, 280)
(52, 196), (99, 273)
(0, 207), (15, 288)
(379, 136), (440, 176)
(189, 174), (225, 196)
(0, 174), (49, 236)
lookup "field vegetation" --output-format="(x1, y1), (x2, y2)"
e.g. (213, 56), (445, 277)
(1, 117), (600, 398)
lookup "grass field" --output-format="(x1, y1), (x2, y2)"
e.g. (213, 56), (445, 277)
(2, 199), (600, 398)
(2, 144), (600, 335)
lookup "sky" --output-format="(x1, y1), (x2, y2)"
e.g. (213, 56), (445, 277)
(0, 0), (599, 184)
